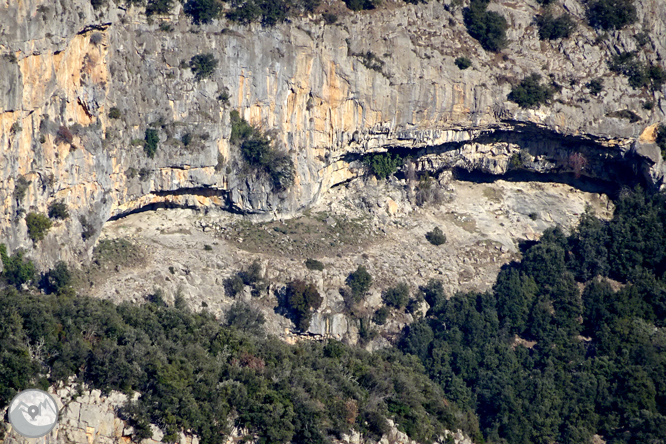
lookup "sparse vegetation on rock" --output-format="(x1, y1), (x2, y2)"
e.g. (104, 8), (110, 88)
(25, 212), (52, 243)
(463, 0), (508, 52)
(364, 153), (402, 180)
(346, 265), (373, 303)
(230, 110), (295, 190)
(587, 0), (637, 30)
(184, 0), (223, 24)
(343, 0), (379, 11)
(536, 12), (576, 40)
(508, 73), (557, 109)
(383, 282), (410, 309)
(189, 53), (218, 81)
(607, 52), (666, 91)
(48, 200), (69, 220)
(284, 279), (323, 331)
(144, 128), (159, 158)
(108, 107), (121, 119)
(305, 258), (325, 271)
(454, 56), (472, 70)
(586, 78), (604, 96)
(425, 227), (447, 246)
(146, 0), (174, 15)
(13, 176), (31, 202)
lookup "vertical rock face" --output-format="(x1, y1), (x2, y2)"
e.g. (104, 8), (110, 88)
(1, 0), (665, 265)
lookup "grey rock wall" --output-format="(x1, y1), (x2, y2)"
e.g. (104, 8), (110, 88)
(0, 0), (665, 266)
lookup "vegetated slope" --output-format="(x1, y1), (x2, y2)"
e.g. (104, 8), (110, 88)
(0, 290), (480, 444)
(400, 187), (666, 444)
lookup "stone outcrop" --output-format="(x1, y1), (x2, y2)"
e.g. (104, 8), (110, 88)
(0, 0), (665, 266)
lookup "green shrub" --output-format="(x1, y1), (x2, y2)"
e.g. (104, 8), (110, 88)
(373, 306), (390, 325)
(48, 200), (69, 220)
(159, 22), (174, 31)
(343, 0), (379, 11)
(146, 0), (173, 15)
(225, 301), (266, 335)
(230, 111), (295, 190)
(322, 12), (338, 24)
(224, 274), (245, 297)
(25, 212), (52, 242)
(607, 52), (664, 91)
(346, 265), (373, 302)
(184, 0), (222, 24)
(536, 12), (576, 40)
(284, 279), (323, 331)
(305, 258), (325, 271)
(181, 132), (193, 146)
(426, 227), (447, 246)
(144, 128), (159, 158)
(189, 53), (218, 81)
(13, 176), (31, 202)
(364, 153), (401, 180)
(79, 215), (96, 241)
(90, 0), (107, 10)
(463, 0), (508, 53)
(508, 73), (557, 109)
(136, 167), (150, 181)
(383, 283), (410, 309)
(41, 261), (72, 295)
(528, 212), (538, 221)
(587, 0), (637, 30)
(108, 107), (121, 119)
(656, 124), (666, 159)
(642, 101), (654, 110)
(0, 245), (36, 288)
(586, 78), (604, 96)
(606, 109), (641, 123)
(455, 56), (472, 70)
(203, 244), (213, 251)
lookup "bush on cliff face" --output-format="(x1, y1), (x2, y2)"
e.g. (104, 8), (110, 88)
(508, 73), (557, 109)
(536, 12), (576, 40)
(145, 0), (173, 15)
(230, 110), (295, 190)
(144, 128), (159, 158)
(283, 279), (323, 331)
(364, 153), (402, 180)
(608, 52), (666, 91)
(346, 265), (373, 303)
(184, 0), (223, 24)
(343, 0), (380, 11)
(189, 53), (218, 81)
(25, 212), (52, 243)
(226, 0), (320, 26)
(587, 0), (637, 30)
(48, 200), (69, 220)
(463, 0), (508, 52)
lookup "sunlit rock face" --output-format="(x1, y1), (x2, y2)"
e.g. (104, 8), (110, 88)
(1, 0), (665, 265)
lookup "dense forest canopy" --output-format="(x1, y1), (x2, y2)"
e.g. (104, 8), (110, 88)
(400, 188), (666, 444)
(0, 289), (478, 444)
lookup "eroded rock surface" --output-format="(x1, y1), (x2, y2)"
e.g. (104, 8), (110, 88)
(0, 0), (664, 266)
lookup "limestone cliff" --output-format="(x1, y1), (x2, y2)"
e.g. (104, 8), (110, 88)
(1, 0), (665, 266)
